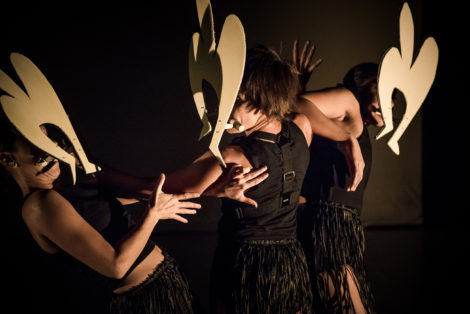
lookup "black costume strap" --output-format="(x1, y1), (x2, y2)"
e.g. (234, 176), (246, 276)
(278, 121), (298, 207)
(232, 122), (299, 220)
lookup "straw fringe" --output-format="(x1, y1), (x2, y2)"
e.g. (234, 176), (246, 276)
(298, 202), (375, 314)
(211, 239), (313, 314)
(110, 252), (196, 314)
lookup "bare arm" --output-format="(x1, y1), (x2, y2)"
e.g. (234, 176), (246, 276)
(296, 96), (352, 141)
(162, 150), (227, 194)
(292, 40), (364, 191)
(300, 87), (364, 137)
(24, 175), (200, 279)
(295, 96), (364, 191)
(162, 146), (266, 206)
(85, 164), (156, 203)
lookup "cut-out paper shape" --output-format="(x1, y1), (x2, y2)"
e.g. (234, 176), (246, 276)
(189, 0), (246, 166)
(377, 2), (439, 155)
(0, 53), (99, 183)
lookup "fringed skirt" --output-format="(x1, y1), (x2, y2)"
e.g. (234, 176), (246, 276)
(110, 252), (196, 314)
(297, 201), (375, 313)
(210, 238), (313, 314)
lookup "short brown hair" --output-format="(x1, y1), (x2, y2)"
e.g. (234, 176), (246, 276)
(237, 45), (300, 120)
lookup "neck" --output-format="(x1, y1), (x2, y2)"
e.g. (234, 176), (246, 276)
(10, 172), (31, 197)
(245, 115), (282, 135)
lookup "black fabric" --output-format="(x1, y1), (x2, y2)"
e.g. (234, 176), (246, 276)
(110, 251), (199, 314)
(48, 183), (156, 293)
(3, 174), (155, 313)
(300, 126), (372, 214)
(210, 120), (312, 313)
(219, 120), (310, 241)
(2, 176), (109, 314)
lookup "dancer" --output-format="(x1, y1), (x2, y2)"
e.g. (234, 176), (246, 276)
(294, 40), (391, 313)
(163, 44), (364, 313)
(0, 118), (205, 313)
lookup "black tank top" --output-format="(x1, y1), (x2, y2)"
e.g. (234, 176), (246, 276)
(300, 126), (372, 213)
(19, 182), (155, 297)
(219, 120), (310, 241)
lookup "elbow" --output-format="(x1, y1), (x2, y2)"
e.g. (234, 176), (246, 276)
(338, 133), (354, 142)
(108, 260), (130, 279)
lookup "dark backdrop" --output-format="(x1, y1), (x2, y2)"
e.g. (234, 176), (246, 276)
(1, 0), (428, 227)
(1, 1), (466, 313)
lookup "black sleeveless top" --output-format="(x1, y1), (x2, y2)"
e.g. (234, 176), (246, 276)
(300, 126), (372, 214)
(219, 120), (310, 241)
(13, 180), (155, 308)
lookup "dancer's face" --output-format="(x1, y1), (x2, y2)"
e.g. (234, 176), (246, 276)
(1, 126), (60, 190)
(227, 95), (262, 134)
(367, 99), (384, 127)
(366, 98), (395, 127)
(14, 138), (61, 189)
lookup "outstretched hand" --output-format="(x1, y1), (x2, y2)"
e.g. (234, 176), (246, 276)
(149, 174), (201, 223)
(224, 165), (269, 207)
(293, 39), (323, 93)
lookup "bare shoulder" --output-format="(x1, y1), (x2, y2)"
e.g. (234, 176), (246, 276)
(292, 113), (313, 146)
(22, 189), (71, 223)
(337, 87), (360, 110)
(221, 144), (252, 168)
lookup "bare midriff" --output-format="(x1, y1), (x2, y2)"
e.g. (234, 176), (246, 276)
(113, 246), (164, 294)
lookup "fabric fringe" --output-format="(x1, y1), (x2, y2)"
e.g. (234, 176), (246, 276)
(211, 239), (313, 314)
(110, 252), (197, 314)
(297, 201), (375, 314)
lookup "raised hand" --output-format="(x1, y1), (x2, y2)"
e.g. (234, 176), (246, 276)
(224, 165), (269, 207)
(149, 174), (201, 223)
(292, 39), (323, 93)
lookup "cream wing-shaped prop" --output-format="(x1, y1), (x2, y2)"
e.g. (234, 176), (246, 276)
(189, 0), (246, 167)
(0, 53), (99, 183)
(189, 0), (218, 140)
(377, 2), (439, 155)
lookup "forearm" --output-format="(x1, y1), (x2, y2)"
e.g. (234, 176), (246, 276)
(92, 165), (155, 200)
(296, 97), (351, 141)
(112, 210), (159, 278)
(163, 151), (223, 194)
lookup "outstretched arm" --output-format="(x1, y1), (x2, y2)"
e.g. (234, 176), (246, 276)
(26, 174), (200, 279)
(86, 164), (156, 203)
(163, 146), (267, 207)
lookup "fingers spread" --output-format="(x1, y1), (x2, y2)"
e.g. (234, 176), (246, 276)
(303, 42), (314, 69)
(176, 192), (200, 201)
(246, 165), (268, 180)
(293, 39), (299, 65)
(300, 40), (310, 66)
(239, 196), (258, 208)
(308, 58), (323, 72)
(172, 215), (188, 224)
(177, 201), (201, 209)
(176, 209), (198, 215)
(246, 172), (269, 188)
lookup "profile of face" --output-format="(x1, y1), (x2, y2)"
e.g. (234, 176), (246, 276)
(7, 138), (60, 190)
(365, 96), (396, 128)
(0, 126), (61, 190)
(366, 99), (384, 127)
(227, 95), (262, 134)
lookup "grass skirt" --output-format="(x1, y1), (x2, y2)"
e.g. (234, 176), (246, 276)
(210, 238), (313, 314)
(110, 251), (196, 314)
(297, 201), (375, 313)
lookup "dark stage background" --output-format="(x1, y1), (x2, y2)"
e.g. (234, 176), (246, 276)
(1, 1), (467, 313)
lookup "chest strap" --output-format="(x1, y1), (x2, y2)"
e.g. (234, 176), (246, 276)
(232, 121), (299, 220)
(278, 121), (298, 208)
